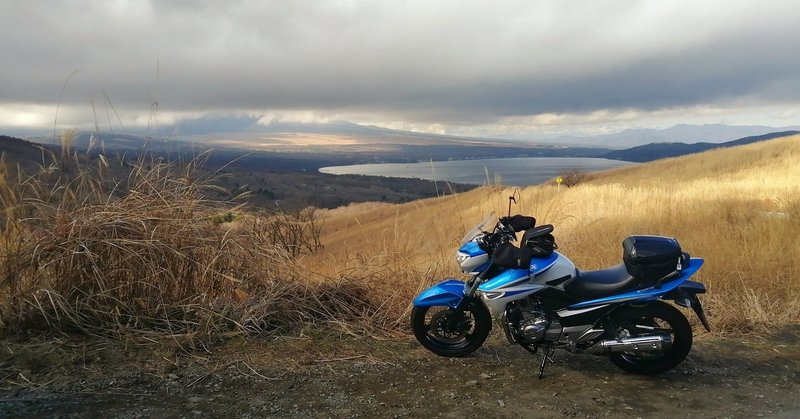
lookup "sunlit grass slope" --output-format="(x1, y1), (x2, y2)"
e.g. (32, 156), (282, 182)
(310, 135), (800, 333)
(3, 134), (795, 339)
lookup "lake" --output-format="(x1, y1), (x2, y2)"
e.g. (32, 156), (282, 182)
(319, 157), (636, 186)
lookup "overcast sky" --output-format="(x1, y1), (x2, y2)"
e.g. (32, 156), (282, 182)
(2, 0), (800, 139)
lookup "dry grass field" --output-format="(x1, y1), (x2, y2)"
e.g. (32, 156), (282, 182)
(311, 135), (800, 333)
(0, 135), (382, 343)
(1, 134), (798, 342)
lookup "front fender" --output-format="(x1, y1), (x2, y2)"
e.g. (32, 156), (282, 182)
(412, 279), (466, 308)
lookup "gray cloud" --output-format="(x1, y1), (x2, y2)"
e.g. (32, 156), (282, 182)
(2, 0), (800, 135)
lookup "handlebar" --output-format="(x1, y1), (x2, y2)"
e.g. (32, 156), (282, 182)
(497, 220), (516, 239)
(477, 219), (517, 254)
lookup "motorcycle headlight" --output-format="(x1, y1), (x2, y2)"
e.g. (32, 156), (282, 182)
(456, 252), (470, 264)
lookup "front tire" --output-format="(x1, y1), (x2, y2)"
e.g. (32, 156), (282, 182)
(607, 301), (693, 375)
(411, 301), (491, 357)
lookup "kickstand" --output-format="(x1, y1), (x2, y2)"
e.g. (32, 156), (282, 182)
(538, 345), (555, 380)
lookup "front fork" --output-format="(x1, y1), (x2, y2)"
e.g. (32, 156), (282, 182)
(457, 272), (485, 311)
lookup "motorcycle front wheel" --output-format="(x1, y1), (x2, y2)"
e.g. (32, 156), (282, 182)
(607, 301), (693, 375)
(411, 302), (491, 357)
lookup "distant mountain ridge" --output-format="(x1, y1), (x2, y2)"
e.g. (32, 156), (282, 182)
(605, 131), (800, 162)
(18, 118), (800, 150)
(545, 124), (800, 148)
(0, 135), (53, 170)
(162, 119), (800, 148)
(0, 134), (45, 155)
(17, 121), (800, 166)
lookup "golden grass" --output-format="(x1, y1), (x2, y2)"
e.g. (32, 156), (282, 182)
(2, 133), (797, 342)
(309, 135), (800, 333)
(0, 139), (395, 343)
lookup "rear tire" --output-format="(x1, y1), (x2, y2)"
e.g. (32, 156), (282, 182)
(411, 302), (491, 357)
(607, 301), (693, 375)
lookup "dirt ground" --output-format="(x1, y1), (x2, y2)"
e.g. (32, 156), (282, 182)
(1, 325), (799, 418)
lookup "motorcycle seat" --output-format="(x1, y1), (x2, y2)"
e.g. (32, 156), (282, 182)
(566, 264), (640, 300)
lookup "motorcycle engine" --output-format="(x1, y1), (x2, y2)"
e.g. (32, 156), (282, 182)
(503, 298), (551, 344)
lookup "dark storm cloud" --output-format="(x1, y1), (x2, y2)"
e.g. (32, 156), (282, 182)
(2, 0), (800, 130)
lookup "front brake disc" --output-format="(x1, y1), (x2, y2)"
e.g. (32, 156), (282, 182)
(430, 310), (469, 343)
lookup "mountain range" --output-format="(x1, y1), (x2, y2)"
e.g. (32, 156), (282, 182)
(28, 117), (800, 149)
(12, 121), (800, 167)
(605, 130), (800, 162)
(543, 123), (800, 148)
(171, 119), (800, 149)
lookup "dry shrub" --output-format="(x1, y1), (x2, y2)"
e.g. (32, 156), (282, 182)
(0, 145), (389, 343)
(247, 207), (324, 257)
(329, 252), (448, 335)
(558, 168), (588, 188)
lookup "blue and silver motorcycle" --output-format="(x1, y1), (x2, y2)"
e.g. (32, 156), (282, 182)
(411, 194), (710, 377)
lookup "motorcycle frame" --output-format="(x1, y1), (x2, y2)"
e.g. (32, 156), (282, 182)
(413, 253), (706, 327)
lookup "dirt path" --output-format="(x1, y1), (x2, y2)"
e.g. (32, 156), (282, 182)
(2, 326), (799, 418)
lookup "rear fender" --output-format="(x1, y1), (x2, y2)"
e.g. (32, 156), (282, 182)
(664, 280), (706, 307)
(664, 279), (711, 332)
(412, 279), (466, 308)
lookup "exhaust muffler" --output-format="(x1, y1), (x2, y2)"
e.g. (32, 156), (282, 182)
(585, 335), (671, 354)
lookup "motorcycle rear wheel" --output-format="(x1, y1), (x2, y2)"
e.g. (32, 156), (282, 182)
(411, 302), (491, 357)
(608, 301), (693, 375)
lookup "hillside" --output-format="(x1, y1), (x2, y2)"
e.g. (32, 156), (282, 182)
(30, 129), (610, 169)
(605, 130), (800, 162)
(3, 133), (795, 338)
(311, 134), (800, 331)
(4, 132), (474, 211)
(547, 123), (800, 148)
(0, 135), (52, 171)
(2, 132), (799, 419)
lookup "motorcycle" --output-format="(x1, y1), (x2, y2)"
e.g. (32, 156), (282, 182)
(411, 192), (710, 377)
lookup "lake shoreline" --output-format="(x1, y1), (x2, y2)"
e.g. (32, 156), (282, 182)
(320, 156), (636, 186)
